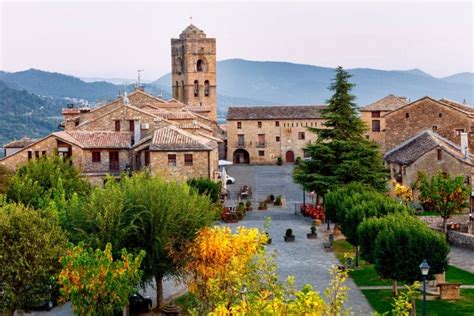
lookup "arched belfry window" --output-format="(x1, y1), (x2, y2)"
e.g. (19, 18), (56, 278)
(174, 81), (179, 99)
(194, 80), (199, 97)
(197, 59), (205, 72)
(204, 80), (210, 97)
(176, 57), (183, 74)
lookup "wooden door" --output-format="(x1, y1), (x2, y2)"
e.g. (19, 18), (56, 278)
(285, 150), (295, 163)
(109, 151), (119, 171)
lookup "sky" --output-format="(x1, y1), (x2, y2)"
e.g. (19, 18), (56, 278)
(0, 0), (473, 81)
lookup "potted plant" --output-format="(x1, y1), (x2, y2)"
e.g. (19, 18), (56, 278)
(295, 156), (302, 165)
(277, 156), (283, 166)
(284, 228), (295, 242)
(264, 232), (272, 245)
(245, 200), (253, 211)
(266, 194), (275, 204)
(224, 212), (239, 223)
(236, 202), (246, 220)
(274, 195), (283, 206)
(258, 200), (267, 210)
(307, 225), (318, 239)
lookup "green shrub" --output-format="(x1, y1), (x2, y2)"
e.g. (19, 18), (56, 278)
(187, 177), (221, 203)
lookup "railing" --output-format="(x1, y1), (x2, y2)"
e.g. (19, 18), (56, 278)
(236, 141), (246, 148)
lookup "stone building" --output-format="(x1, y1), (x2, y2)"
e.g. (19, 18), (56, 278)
(359, 94), (408, 150)
(226, 105), (326, 164)
(0, 25), (221, 184)
(171, 24), (217, 122)
(385, 130), (473, 192)
(383, 97), (474, 151)
(2, 137), (38, 157)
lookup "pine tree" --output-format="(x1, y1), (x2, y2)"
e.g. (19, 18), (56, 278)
(294, 67), (387, 196)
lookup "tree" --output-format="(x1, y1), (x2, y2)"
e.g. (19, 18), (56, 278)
(58, 243), (145, 315)
(65, 173), (217, 308)
(0, 164), (13, 195)
(373, 218), (449, 295)
(0, 203), (67, 314)
(187, 177), (221, 203)
(178, 226), (351, 315)
(6, 154), (90, 209)
(416, 171), (470, 234)
(294, 67), (387, 197)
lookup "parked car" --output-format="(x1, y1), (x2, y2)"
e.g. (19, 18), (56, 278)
(218, 172), (235, 184)
(129, 293), (153, 315)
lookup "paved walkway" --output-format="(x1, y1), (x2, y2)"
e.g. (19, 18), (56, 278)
(224, 207), (373, 315)
(449, 245), (474, 274)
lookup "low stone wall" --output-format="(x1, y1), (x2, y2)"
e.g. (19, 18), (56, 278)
(448, 229), (474, 250)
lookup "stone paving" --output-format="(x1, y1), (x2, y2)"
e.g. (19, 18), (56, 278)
(224, 207), (373, 315)
(449, 246), (474, 274)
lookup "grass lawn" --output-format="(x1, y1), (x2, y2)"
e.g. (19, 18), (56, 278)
(363, 289), (474, 316)
(446, 265), (474, 285)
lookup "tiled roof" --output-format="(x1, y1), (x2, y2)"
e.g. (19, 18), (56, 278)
(3, 137), (38, 148)
(149, 125), (217, 151)
(54, 131), (131, 149)
(360, 94), (408, 112)
(384, 130), (473, 165)
(62, 108), (80, 115)
(227, 105), (327, 120)
(147, 108), (196, 120)
(179, 24), (206, 39)
(439, 98), (474, 114)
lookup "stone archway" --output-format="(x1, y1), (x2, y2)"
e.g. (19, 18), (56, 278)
(285, 150), (295, 163)
(233, 149), (250, 164)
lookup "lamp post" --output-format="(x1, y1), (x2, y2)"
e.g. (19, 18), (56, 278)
(419, 259), (430, 316)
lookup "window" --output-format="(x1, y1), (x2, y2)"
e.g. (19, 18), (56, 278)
(237, 134), (245, 146)
(258, 121), (262, 128)
(372, 120), (381, 132)
(194, 80), (199, 97)
(405, 113), (409, 119)
(197, 59), (204, 72)
(168, 154), (177, 166)
(237, 122), (242, 129)
(144, 150), (150, 166)
(298, 132), (305, 140)
(275, 121), (280, 127)
(455, 129), (465, 136)
(276, 136), (280, 142)
(115, 120), (121, 131)
(257, 134), (265, 147)
(92, 151), (101, 163)
(129, 120), (135, 132)
(439, 113), (442, 118)
(41, 151), (47, 156)
(371, 111), (381, 118)
(35, 151), (40, 159)
(184, 154), (193, 166)
(465, 176), (470, 185)
(432, 126), (438, 131)
(28, 151), (32, 161)
(258, 150), (265, 157)
(437, 149), (442, 160)
(204, 80), (210, 97)
(311, 122), (314, 127)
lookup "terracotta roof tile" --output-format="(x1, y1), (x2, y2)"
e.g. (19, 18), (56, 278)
(150, 126), (217, 151)
(360, 94), (408, 112)
(54, 131), (131, 149)
(439, 98), (474, 113)
(227, 105), (327, 120)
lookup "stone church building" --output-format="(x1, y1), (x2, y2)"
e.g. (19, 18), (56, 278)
(1, 24), (222, 184)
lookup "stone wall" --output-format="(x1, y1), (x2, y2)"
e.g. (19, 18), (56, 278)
(80, 149), (130, 173)
(149, 149), (218, 181)
(361, 110), (390, 151)
(385, 98), (474, 151)
(448, 230), (474, 249)
(227, 118), (324, 164)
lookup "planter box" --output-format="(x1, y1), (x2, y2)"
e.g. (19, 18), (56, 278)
(284, 235), (295, 242)
(307, 233), (318, 239)
(438, 283), (461, 300)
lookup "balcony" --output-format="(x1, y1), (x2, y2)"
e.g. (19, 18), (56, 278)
(236, 141), (246, 148)
(256, 142), (266, 148)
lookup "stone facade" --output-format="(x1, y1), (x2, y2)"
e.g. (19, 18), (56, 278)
(171, 24), (217, 122)
(227, 106), (326, 164)
(384, 97), (474, 151)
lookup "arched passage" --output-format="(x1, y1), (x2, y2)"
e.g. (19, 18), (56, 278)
(233, 149), (250, 164)
(285, 150), (295, 163)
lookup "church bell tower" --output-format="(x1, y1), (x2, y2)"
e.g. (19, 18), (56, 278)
(171, 24), (217, 122)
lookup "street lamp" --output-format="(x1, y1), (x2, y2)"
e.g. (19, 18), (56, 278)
(419, 259), (430, 316)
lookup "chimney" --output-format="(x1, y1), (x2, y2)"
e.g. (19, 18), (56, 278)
(460, 132), (468, 158)
(62, 107), (80, 130)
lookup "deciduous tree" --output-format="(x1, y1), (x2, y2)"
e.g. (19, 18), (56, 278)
(58, 243), (145, 315)
(0, 203), (67, 314)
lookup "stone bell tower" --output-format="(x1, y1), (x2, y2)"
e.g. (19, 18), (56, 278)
(171, 24), (217, 122)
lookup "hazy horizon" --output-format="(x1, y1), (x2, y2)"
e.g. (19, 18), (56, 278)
(1, 1), (473, 81)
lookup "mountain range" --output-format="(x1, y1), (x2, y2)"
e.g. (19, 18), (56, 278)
(0, 59), (473, 150)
